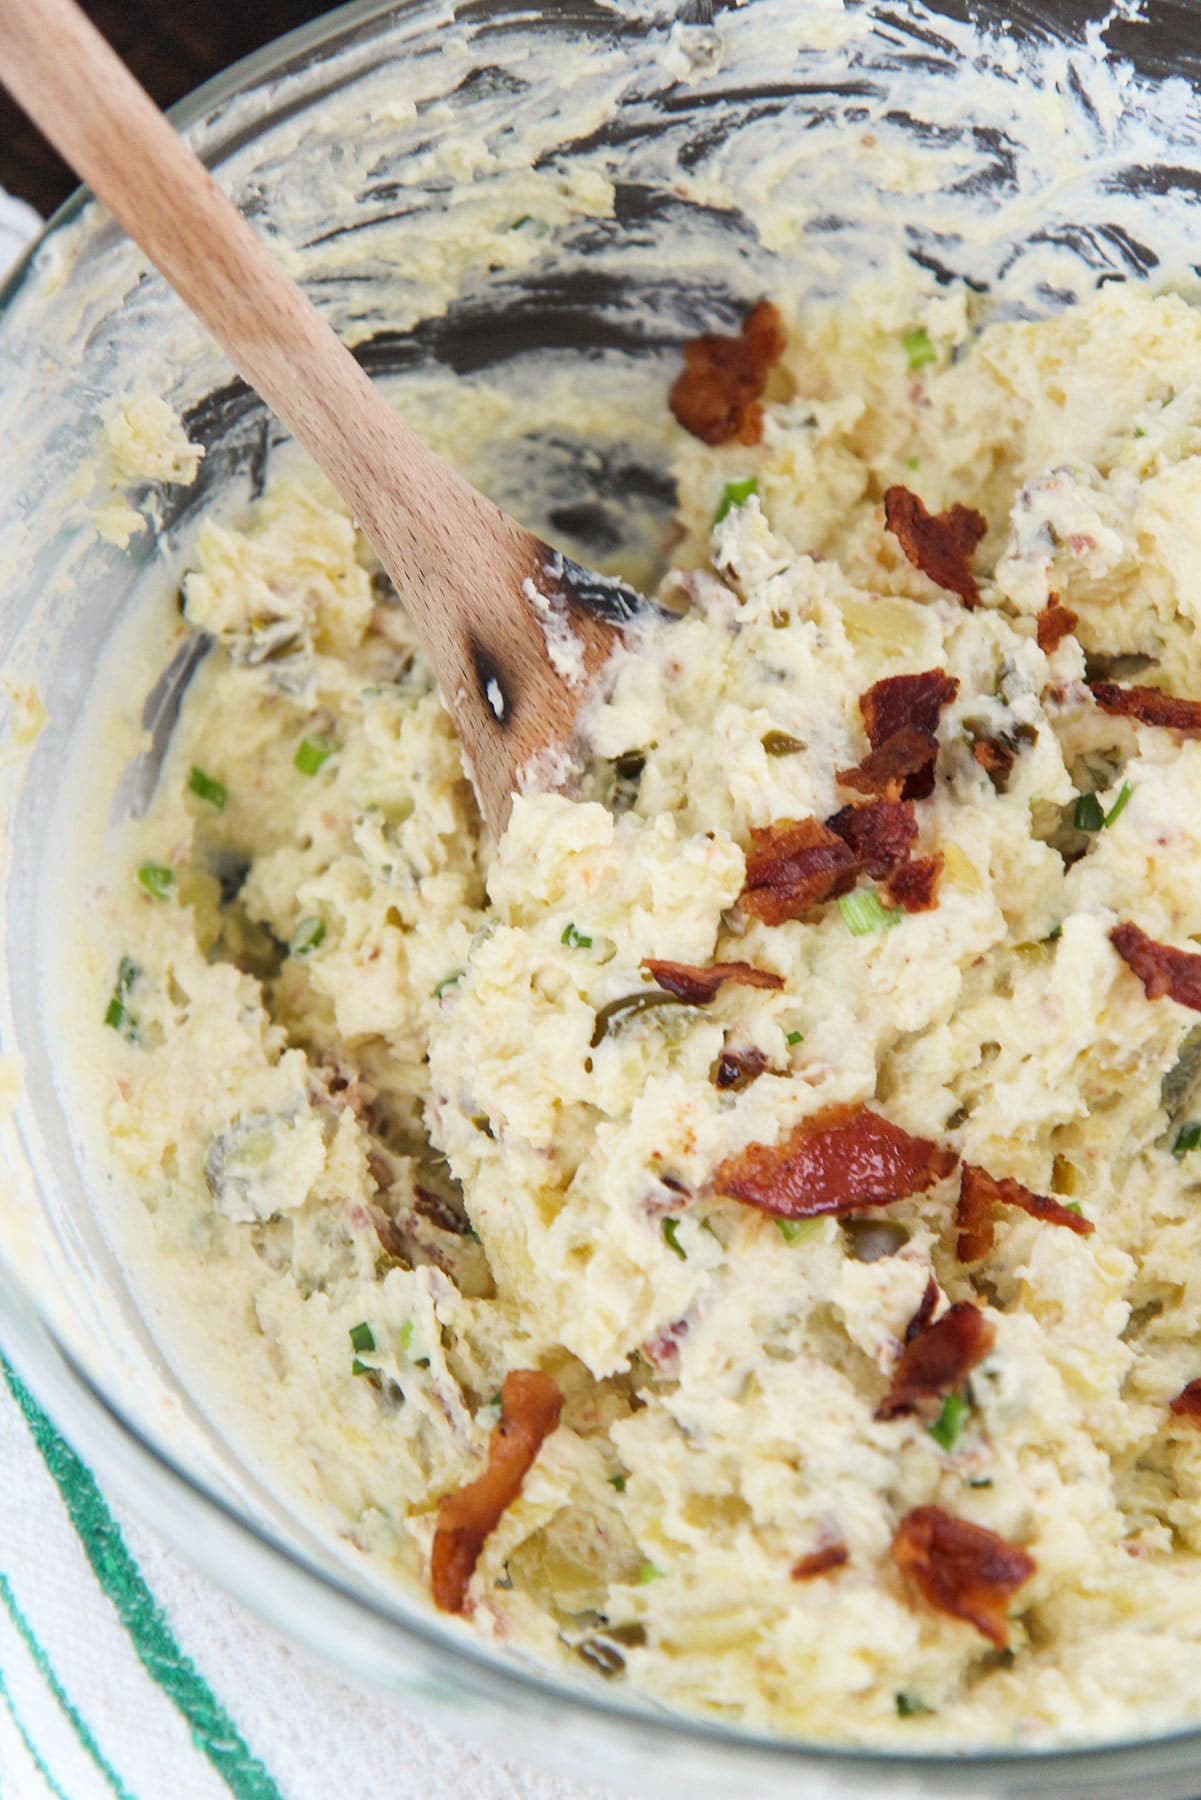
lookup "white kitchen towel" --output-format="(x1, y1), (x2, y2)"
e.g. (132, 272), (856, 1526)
(0, 195), (610, 1800)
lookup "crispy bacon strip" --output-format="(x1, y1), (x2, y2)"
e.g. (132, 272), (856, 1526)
(1111, 922), (1201, 1012)
(891, 1506), (1034, 1648)
(713, 1045), (769, 1091)
(791, 1542), (849, 1581)
(838, 725), (937, 801)
(431, 1369), (563, 1614)
(1170, 1379), (1201, 1421)
(741, 818), (860, 925)
(881, 853), (943, 915)
(860, 670), (959, 801)
(1090, 682), (1201, 736)
(1037, 598), (1078, 654)
(668, 300), (786, 447)
(884, 487), (988, 606)
(956, 1163), (1094, 1263)
(825, 800), (918, 877)
(642, 959), (784, 1004)
(877, 1301), (994, 1420)
(713, 1103), (957, 1220)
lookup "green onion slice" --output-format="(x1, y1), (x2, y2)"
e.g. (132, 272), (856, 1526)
(662, 1218), (687, 1260)
(349, 1321), (375, 1354)
(561, 922), (593, 949)
(901, 326), (936, 371)
(713, 476), (759, 526)
(928, 1391), (970, 1452)
(837, 888), (901, 936)
(1104, 781), (1133, 828)
(290, 916), (326, 956)
(294, 733), (337, 776)
(188, 766), (227, 809)
(137, 862), (174, 901)
(1073, 792), (1105, 833)
(1173, 1122), (1201, 1159)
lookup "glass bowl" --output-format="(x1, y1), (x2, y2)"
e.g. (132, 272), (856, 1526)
(5, 1), (1201, 1792)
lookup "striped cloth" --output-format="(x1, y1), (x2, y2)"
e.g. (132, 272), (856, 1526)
(0, 198), (608, 1800)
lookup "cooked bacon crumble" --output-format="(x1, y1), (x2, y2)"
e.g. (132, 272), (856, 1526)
(877, 1301), (995, 1420)
(1036, 598), (1078, 654)
(431, 1369), (564, 1614)
(825, 800), (918, 877)
(669, 300), (786, 447)
(957, 1163), (1094, 1263)
(791, 1542), (850, 1580)
(1090, 682), (1201, 736)
(741, 818), (860, 924)
(881, 853), (943, 915)
(1111, 922), (1201, 1012)
(642, 959), (784, 1004)
(713, 1103), (958, 1220)
(891, 1506), (1035, 1647)
(838, 724), (938, 801)
(1170, 1379), (1201, 1421)
(883, 486), (988, 606)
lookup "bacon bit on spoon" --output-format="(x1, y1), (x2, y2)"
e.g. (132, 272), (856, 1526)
(891, 1505), (1035, 1647)
(956, 1163), (1094, 1263)
(431, 1370), (563, 1614)
(668, 300), (786, 446)
(642, 959), (784, 1005)
(791, 1541), (850, 1581)
(1111, 922), (1201, 1012)
(825, 800), (918, 877)
(883, 487), (988, 607)
(741, 818), (860, 925)
(713, 1103), (957, 1220)
(877, 1302), (995, 1420)
(1037, 598), (1078, 654)
(1090, 682), (1201, 736)
(881, 853), (943, 915)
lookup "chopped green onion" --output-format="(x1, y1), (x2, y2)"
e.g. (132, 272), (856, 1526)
(351, 1358), (373, 1377)
(510, 214), (532, 229)
(608, 1473), (627, 1492)
(294, 733), (336, 776)
(187, 766), (227, 809)
(786, 1030), (804, 1046)
(904, 454), (921, 471)
(895, 1693), (933, 1718)
(491, 1392), (504, 1409)
(1073, 792), (1105, 833)
(928, 1391), (970, 1452)
(838, 888), (901, 937)
(1063, 1201), (1084, 1217)
(561, 922), (593, 949)
(1047, 924), (1063, 942)
(104, 956), (138, 1040)
(713, 476), (759, 526)
(1134, 426), (1147, 439)
(433, 970), (464, 999)
(137, 862), (174, 901)
(1104, 781), (1133, 828)
(968, 1476), (994, 1489)
(399, 1320), (415, 1354)
(1173, 1122), (1201, 1159)
(901, 326), (936, 371)
(290, 916), (326, 956)
(349, 1321), (375, 1354)
(638, 1561), (665, 1584)
(776, 1218), (821, 1246)
(662, 1218), (687, 1260)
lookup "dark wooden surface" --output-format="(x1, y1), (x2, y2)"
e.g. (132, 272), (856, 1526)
(1, 0), (332, 215)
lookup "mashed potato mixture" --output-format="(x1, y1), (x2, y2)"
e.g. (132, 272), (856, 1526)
(91, 281), (1201, 1745)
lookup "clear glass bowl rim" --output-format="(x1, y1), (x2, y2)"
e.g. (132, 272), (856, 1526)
(3, 0), (1201, 1784)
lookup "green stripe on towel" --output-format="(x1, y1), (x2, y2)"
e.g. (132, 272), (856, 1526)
(0, 1567), (134, 1798)
(0, 1658), (72, 1800)
(3, 1359), (283, 1800)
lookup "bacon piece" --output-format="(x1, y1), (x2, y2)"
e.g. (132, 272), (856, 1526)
(791, 1542), (849, 1581)
(642, 1318), (689, 1372)
(859, 670), (959, 801)
(905, 1274), (939, 1344)
(713, 1045), (769, 1091)
(826, 800), (918, 877)
(642, 959), (784, 1005)
(884, 486), (988, 606)
(956, 1163), (1094, 1263)
(713, 1103), (957, 1220)
(891, 1506), (1035, 1647)
(1037, 598), (1078, 654)
(1090, 682), (1201, 736)
(1170, 1379), (1201, 1421)
(838, 725), (937, 801)
(431, 1369), (563, 1614)
(741, 818), (860, 925)
(881, 853), (943, 915)
(877, 1302), (995, 1420)
(1112, 922), (1201, 1012)
(972, 736), (1014, 782)
(668, 300), (786, 447)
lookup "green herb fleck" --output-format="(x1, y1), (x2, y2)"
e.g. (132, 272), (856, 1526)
(290, 916), (326, 956)
(1047, 924), (1063, 942)
(968, 1476), (994, 1489)
(638, 1561), (665, 1584)
(1074, 792), (1105, 833)
(896, 1693), (934, 1718)
(349, 1321), (375, 1354)
(1134, 426), (1147, 439)
(608, 1473), (627, 1493)
(904, 454), (921, 471)
(561, 922), (593, 949)
(776, 1218), (820, 1246)
(351, 1358), (374, 1377)
(713, 476), (759, 526)
(662, 1218), (687, 1260)
(1104, 781), (1133, 828)
(1063, 1201), (1084, 1217)
(901, 326), (936, 371)
(294, 733), (337, 776)
(510, 214), (532, 229)
(187, 766), (226, 809)
(838, 888), (901, 937)
(433, 970), (464, 999)
(786, 1030), (804, 1046)
(1173, 1122), (1201, 1159)
(399, 1320), (415, 1354)
(137, 862), (174, 902)
(928, 1391), (970, 1452)
(104, 956), (138, 1040)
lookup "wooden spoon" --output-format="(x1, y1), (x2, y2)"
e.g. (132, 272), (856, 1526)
(0, 0), (648, 836)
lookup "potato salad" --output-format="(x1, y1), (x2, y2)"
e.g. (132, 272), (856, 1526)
(92, 280), (1201, 1745)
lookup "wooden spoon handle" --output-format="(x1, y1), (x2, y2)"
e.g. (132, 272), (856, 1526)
(0, 0), (628, 832)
